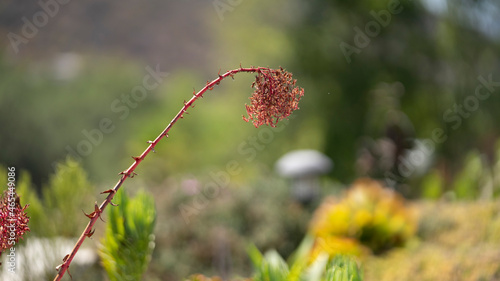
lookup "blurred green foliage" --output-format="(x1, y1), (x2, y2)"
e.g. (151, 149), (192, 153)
(453, 151), (485, 199)
(0, 54), (149, 186)
(5, 158), (499, 280)
(1, 1), (500, 280)
(0, 51), (308, 191)
(1, 158), (95, 237)
(43, 158), (96, 236)
(286, 0), (500, 190)
(419, 170), (443, 200)
(147, 174), (311, 280)
(99, 189), (156, 281)
(247, 246), (289, 281)
(0, 0), (499, 199)
(419, 139), (500, 200)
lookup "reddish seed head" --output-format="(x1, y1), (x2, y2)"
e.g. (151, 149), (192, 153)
(0, 191), (30, 253)
(243, 67), (304, 128)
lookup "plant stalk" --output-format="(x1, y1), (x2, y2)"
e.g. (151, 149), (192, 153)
(53, 66), (270, 281)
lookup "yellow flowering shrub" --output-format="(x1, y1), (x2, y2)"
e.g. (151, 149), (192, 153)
(309, 178), (416, 259)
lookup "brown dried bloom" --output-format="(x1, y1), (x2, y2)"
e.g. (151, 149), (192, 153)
(0, 191), (30, 253)
(243, 67), (304, 128)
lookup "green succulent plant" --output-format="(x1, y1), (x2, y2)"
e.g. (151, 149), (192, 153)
(247, 243), (363, 281)
(98, 189), (156, 281)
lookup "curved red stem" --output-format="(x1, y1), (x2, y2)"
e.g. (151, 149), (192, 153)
(53, 66), (269, 281)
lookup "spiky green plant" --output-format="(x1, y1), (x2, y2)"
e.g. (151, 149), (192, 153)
(247, 243), (363, 281)
(98, 190), (156, 281)
(324, 256), (363, 281)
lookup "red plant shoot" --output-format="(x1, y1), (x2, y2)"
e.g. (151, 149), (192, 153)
(53, 66), (304, 281)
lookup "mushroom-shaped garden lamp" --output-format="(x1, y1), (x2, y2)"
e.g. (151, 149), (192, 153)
(275, 149), (333, 204)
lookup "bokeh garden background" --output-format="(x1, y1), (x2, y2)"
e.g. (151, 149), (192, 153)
(1, 0), (500, 280)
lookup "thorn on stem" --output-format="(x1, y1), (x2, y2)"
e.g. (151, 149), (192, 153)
(67, 268), (73, 280)
(83, 209), (95, 219)
(86, 229), (95, 238)
(132, 156), (141, 161)
(83, 202), (101, 220)
(110, 201), (119, 207)
(100, 189), (116, 195)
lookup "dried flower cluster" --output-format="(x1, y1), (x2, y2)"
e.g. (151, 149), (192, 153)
(0, 191), (30, 253)
(243, 67), (304, 128)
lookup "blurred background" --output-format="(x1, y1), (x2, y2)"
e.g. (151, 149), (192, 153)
(1, 0), (500, 280)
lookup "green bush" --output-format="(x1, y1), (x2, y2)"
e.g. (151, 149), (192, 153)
(453, 151), (485, 200)
(150, 175), (311, 280)
(0, 158), (95, 237)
